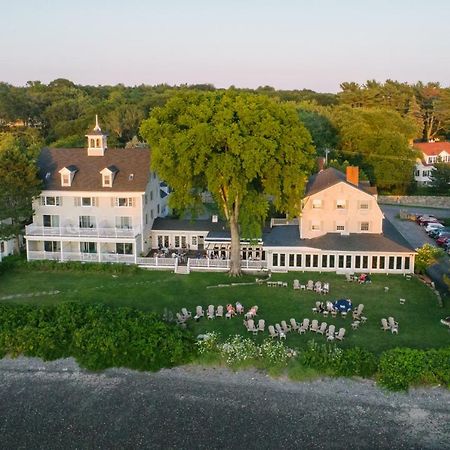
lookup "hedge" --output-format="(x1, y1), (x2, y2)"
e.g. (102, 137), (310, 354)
(0, 303), (196, 371)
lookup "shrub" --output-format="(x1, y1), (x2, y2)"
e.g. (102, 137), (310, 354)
(378, 348), (428, 391)
(258, 339), (289, 366)
(334, 347), (378, 378)
(298, 340), (343, 372)
(220, 335), (258, 366)
(0, 303), (196, 372)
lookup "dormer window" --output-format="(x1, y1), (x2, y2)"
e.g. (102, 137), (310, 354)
(58, 166), (77, 187)
(100, 166), (117, 188)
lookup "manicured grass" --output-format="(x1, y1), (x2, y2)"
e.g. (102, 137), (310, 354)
(0, 268), (449, 353)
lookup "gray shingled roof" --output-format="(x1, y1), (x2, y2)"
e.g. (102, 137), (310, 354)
(38, 147), (150, 192)
(305, 167), (377, 196)
(151, 218), (228, 232)
(262, 220), (415, 253)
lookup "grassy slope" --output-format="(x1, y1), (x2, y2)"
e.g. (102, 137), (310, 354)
(0, 269), (449, 353)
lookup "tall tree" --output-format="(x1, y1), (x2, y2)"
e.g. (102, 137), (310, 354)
(428, 162), (450, 194)
(0, 132), (42, 252)
(140, 90), (315, 275)
(331, 106), (418, 193)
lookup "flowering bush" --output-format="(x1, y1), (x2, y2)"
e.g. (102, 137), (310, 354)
(220, 335), (258, 366)
(415, 244), (444, 274)
(298, 340), (343, 371)
(258, 339), (289, 365)
(196, 332), (220, 355)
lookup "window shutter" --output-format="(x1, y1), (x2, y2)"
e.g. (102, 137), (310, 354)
(74, 197), (81, 207)
(92, 197), (98, 207)
(111, 197), (116, 207)
(57, 197), (62, 206)
(132, 198), (136, 207)
(40, 196), (45, 206)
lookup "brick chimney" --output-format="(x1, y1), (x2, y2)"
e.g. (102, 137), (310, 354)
(346, 166), (359, 186)
(317, 157), (325, 172)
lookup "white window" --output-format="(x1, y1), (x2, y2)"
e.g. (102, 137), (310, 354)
(336, 199), (346, 209)
(192, 236), (197, 246)
(80, 242), (97, 253)
(44, 241), (60, 252)
(115, 197), (135, 207)
(336, 225), (345, 231)
(61, 174), (70, 186)
(360, 222), (369, 231)
(41, 196), (61, 206)
(116, 216), (132, 229)
(81, 197), (92, 207)
(43, 215), (59, 228)
(311, 223), (320, 230)
(312, 199), (322, 209)
(103, 175), (111, 187)
(359, 202), (369, 210)
(79, 216), (96, 229)
(116, 243), (133, 254)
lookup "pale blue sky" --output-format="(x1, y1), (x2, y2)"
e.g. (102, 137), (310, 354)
(1, 0), (449, 92)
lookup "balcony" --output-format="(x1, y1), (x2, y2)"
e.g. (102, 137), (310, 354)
(25, 225), (140, 239)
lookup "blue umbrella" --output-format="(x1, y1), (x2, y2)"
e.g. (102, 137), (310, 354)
(333, 298), (352, 312)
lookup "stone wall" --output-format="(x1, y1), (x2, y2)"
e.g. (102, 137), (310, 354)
(378, 196), (450, 209)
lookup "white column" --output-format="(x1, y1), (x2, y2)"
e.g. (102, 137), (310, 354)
(60, 242), (64, 262)
(26, 239), (30, 261)
(98, 242), (102, 262)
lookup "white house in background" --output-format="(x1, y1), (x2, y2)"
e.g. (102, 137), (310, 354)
(25, 117), (168, 263)
(413, 141), (450, 185)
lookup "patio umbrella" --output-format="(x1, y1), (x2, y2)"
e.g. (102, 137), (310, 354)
(333, 298), (352, 312)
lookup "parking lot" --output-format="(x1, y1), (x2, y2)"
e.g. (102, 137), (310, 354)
(381, 205), (450, 294)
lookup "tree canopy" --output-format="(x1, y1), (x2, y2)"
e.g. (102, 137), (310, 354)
(330, 106), (418, 193)
(140, 90), (315, 275)
(0, 131), (42, 251)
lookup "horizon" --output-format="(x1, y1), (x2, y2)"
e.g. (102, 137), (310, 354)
(1, 0), (449, 93)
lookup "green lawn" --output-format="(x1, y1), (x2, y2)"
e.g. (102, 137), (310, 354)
(0, 268), (449, 353)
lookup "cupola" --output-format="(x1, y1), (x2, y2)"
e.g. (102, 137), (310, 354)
(86, 115), (108, 156)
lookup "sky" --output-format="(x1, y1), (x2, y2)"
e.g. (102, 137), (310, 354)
(1, 0), (449, 92)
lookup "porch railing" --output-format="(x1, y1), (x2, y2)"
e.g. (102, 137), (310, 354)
(25, 225), (140, 239)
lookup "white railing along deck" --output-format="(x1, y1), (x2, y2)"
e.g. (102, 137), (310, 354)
(25, 225), (140, 239)
(187, 259), (267, 270)
(136, 257), (177, 267)
(27, 251), (135, 263)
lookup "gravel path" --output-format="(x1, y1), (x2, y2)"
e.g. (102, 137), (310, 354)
(0, 357), (448, 449)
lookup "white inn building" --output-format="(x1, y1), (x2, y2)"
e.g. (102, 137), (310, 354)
(25, 117), (168, 263)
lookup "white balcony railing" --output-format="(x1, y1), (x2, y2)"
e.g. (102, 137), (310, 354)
(187, 259), (267, 270)
(25, 225), (140, 239)
(27, 251), (135, 264)
(136, 257), (177, 267)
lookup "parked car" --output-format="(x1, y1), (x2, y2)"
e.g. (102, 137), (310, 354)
(420, 217), (443, 227)
(425, 222), (445, 234)
(416, 214), (437, 225)
(436, 234), (450, 246)
(429, 228), (450, 239)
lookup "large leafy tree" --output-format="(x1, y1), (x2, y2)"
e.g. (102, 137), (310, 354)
(331, 106), (418, 193)
(429, 162), (450, 194)
(140, 90), (315, 275)
(0, 131), (42, 252)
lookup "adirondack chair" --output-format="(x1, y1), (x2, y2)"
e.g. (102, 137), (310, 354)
(215, 305), (223, 318)
(388, 317), (399, 334)
(335, 328), (346, 341)
(327, 324), (336, 341)
(290, 318), (300, 332)
(194, 306), (204, 320)
(293, 279), (300, 290)
(257, 319), (265, 333)
(380, 318), (390, 331)
(281, 320), (291, 334)
(247, 319), (258, 335)
(306, 280), (314, 290)
(268, 325), (278, 338)
(316, 322), (327, 335)
(352, 304), (364, 320)
(181, 308), (191, 319)
(207, 305), (215, 320)
(299, 318), (310, 334)
(309, 319), (319, 332)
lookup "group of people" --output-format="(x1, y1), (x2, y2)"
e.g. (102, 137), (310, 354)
(225, 301), (245, 318)
(358, 273), (372, 284)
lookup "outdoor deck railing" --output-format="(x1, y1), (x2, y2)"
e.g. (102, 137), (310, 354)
(25, 225), (140, 239)
(27, 251), (135, 263)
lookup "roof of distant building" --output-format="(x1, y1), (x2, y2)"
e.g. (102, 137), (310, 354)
(37, 147), (150, 192)
(305, 167), (377, 197)
(413, 141), (450, 156)
(151, 217), (227, 232)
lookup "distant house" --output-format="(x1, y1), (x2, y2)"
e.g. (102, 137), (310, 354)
(25, 117), (168, 263)
(413, 141), (450, 185)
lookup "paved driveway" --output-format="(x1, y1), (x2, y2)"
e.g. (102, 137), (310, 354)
(381, 205), (450, 294)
